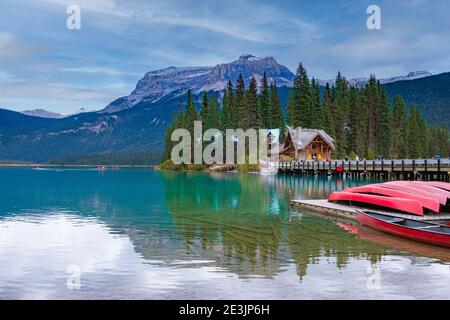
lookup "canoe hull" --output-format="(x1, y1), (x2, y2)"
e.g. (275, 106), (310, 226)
(344, 185), (440, 213)
(357, 211), (450, 248)
(328, 191), (424, 216)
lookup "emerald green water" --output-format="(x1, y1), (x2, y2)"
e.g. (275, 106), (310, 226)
(0, 168), (449, 299)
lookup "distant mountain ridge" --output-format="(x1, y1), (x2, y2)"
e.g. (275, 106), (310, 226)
(102, 54), (294, 113)
(21, 109), (64, 119)
(319, 71), (432, 88)
(0, 54), (448, 163)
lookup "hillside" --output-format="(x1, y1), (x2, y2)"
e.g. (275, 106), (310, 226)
(384, 72), (450, 125)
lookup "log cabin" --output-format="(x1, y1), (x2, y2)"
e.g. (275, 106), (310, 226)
(281, 127), (335, 161)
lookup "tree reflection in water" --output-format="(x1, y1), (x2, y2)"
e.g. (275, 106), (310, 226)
(162, 171), (387, 280)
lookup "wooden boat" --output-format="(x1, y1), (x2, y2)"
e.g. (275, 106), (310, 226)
(377, 182), (448, 205)
(344, 185), (441, 213)
(336, 222), (450, 261)
(385, 181), (450, 200)
(356, 211), (450, 248)
(328, 191), (424, 216)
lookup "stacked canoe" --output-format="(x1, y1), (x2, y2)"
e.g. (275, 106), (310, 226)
(328, 181), (450, 216)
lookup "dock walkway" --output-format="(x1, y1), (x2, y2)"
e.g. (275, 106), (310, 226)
(277, 159), (450, 181)
(290, 199), (450, 222)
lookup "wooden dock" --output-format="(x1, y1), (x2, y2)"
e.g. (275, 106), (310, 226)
(290, 199), (450, 223)
(277, 159), (450, 181)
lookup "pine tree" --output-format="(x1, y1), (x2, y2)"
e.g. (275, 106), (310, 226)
(298, 64), (312, 127)
(185, 89), (197, 160)
(310, 78), (322, 129)
(347, 87), (368, 157)
(407, 106), (427, 158)
(246, 76), (261, 129)
(162, 103), (185, 162)
(208, 95), (221, 130)
(376, 88), (392, 158)
(322, 83), (335, 137)
(235, 73), (246, 128)
(200, 92), (209, 127)
(220, 88), (229, 131)
(259, 72), (271, 128)
(390, 96), (407, 158)
(332, 72), (350, 158)
(269, 82), (286, 141)
(287, 64), (303, 127)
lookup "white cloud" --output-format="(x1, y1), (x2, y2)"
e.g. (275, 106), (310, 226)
(60, 66), (141, 77)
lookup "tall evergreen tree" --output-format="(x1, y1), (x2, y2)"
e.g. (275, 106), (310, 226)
(407, 106), (427, 158)
(332, 72), (350, 158)
(390, 96), (407, 158)
(259, 72), (271, 128)
(322, 83), (335, 137)
(200, 92), (209, 127)
(235, 73), (246, 128)
(298, 64), (312, 127)
(269, 82), (286, 141)
(245, 76), (261, 129)
(287, 64), (303, 127)
(208, 95), (221, 129)
(376, 88), (392, 158)
(310, 78), (322, 129)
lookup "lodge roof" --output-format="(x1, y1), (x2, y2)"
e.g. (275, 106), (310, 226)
(287, 127), (335, 150)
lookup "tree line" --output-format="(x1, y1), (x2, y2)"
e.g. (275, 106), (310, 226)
(162, 63), (450, 163)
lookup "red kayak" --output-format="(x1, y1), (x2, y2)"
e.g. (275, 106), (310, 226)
(344, 185), (441, 213)
(377, 183), (448, 206)
(328, 192), (424, 216)
(357, 211), (450, 248)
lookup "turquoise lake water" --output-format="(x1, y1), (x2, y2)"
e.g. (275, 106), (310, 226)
(0, 168), (449, 299)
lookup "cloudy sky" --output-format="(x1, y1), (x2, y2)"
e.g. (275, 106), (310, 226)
(1, 0), (449, 114)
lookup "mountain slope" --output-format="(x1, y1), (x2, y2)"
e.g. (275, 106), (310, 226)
(102, 54), (294, 113)
(320, 71), (432, 88)
(384, 72), (450, 125)
(0, 54), (448, 163)
(21, 109), (64, 119)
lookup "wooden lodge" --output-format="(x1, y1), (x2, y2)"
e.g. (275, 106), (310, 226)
(281, 127), (335, 161)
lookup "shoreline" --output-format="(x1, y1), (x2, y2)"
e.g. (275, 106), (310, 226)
(0, 163), (157, 168)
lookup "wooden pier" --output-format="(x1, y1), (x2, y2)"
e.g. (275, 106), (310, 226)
(276, 159), (450, 181)
(290, 199), (450, 223)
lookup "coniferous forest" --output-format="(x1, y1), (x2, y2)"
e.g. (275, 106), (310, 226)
(162, 63), (450, 165)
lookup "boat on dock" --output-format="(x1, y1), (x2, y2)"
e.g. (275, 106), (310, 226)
(344, 185), (441, 213)
(328, 191), (425, 216)
(356, 211), (450, 248)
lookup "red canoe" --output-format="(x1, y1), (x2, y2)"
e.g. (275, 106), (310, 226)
(344, 185), (441, 213)
(385, 181), (450, 200)
(412, 181), (450, 192)
(376, 182), (448, 206)
(357, 211), (450, 248)
(328, 192), (424, 216)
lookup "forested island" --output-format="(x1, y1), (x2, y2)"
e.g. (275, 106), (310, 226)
(162, 63), (449, 170)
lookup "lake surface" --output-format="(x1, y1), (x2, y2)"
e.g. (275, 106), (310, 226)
(0, 168), (449, 299)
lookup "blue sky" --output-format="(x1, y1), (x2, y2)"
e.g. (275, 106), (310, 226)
(1, 0), (449, 114)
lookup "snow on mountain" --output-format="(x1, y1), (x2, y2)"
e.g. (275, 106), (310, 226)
(319, 71), (433, 88)
(21, 109), (64, 119)
(101, 54), (294, 113)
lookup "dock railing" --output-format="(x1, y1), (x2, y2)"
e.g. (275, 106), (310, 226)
(273, 158), (450, 181)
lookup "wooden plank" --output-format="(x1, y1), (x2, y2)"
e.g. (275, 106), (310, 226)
(290, 199), (450, 222)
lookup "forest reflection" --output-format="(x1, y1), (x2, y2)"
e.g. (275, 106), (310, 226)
(162, 172), (387, 279)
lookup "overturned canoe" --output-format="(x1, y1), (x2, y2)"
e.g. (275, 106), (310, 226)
(328, 191), (424, 216)
(344, 185), (441, 213)
(412, 181), (450, 192)
(377, 182), (449, 206)
(357, 211), (450, 248)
